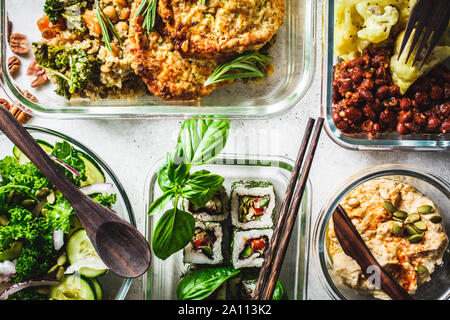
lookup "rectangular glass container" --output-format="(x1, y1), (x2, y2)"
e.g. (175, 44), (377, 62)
(142, 154), (312, 300)
(0, 0), (316, 119)
(320, 0), (450, 151)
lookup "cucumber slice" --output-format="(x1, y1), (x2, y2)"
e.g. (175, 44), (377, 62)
(49, 275), (96, 300)
(66, 229), (107, 278)
(88, 278), (103, 300)
(79, 154), (105, 186)
(13, 140), (54, 165)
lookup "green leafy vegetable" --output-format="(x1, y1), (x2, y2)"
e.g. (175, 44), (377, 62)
(44, 0), (90, 33)
(204, 52), (272, 87)
(177, 267), (241, 300)
(182, 170), (224, 208)
(135, 0), (157, 34)
(32, 42), (99, 100)
(51, 141), (87, 184)
(152, 207), (196, 260)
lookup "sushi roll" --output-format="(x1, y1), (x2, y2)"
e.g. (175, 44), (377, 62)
(231, 228), (273, 269)
(184, 221), (223, 265)
(183, 187), (229, 222)
(231, 181), (276, 230)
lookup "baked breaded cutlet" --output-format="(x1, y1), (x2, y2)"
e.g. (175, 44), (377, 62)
(127, 0), (227, 101)
(158, 0), (286, 58)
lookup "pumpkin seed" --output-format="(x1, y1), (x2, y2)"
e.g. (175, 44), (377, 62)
(408, 234), (423, 243)
(20, 199), (36, 208)
(35, 187), (50, 198)
(430, 215), (442, 224)
(413, 221), (427, 232)
(57, 253), (67, 266)
(56, 266), (65, 281)
(415, 264), (429, 273)
(382, 201), (396, 213)
(393, 210), (408, 219)
(417, 205), (434, 214)
(47, 192), (56, 204)
(0, 215), (9, 226)
(391, 223), (402, 236)
(392, 217), (404, 222)
(405, 213), (420, 224)
(405, 226), (418, 236)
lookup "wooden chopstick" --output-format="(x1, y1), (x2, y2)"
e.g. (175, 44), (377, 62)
(333, 205), (413, 300)
(253, 118), (315, 299)
(253, 117), (324, 300)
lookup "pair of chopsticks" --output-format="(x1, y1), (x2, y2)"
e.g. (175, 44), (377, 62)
(332, 205), (413, 300)
(253, 117), (324, 300)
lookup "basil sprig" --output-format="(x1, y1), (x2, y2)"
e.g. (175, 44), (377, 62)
(149, 119), (230, 260)
(177, 267), (241, 300)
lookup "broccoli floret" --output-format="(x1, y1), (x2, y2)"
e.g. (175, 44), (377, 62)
(62, 4), (87, 34)
(32, 42), (99, 100)
(44, 0), (91, 30)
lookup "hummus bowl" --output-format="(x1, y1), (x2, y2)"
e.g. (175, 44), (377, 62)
(313, 164), (450, 300)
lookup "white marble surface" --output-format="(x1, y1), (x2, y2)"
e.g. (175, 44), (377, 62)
(2, 4), (449, 301)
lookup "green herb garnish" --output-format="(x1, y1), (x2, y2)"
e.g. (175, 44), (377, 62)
(135, 0), (157, 34)
(149, 119), (230, 260)
(204, 52), (272, 87)
(95, 0), (123, 52)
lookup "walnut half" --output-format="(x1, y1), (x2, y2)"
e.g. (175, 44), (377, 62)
(0, 98), (32, 124)
(8, 56), (20, 77)
(9, 33), (30, 55)
(27, 59), (48, 88)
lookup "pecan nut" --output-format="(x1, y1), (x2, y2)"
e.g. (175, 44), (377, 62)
(27, 59), (48, 88)
(0, 98), (31, 124)
(20, 89), (38, 103)
(9, 33), (30, 55)
(8, 56), (20, 77)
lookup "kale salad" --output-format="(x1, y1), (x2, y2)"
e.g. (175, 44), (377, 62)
(0, 139), (116, 300)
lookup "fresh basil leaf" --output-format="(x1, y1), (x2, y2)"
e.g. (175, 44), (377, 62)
(272, 280), (287, 300)
(148, 190), (174, 216)
(176, 267), (241, 300)
(158, 151), (190, 191)
(152, 208), (195, 260)
(183, 170), (224, 208)
(178, 119), (230, 166)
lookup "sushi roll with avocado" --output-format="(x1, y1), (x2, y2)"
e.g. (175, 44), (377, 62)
(184, 221), (224, 265)
(231, 228), (273, 269)
(231, 181), (276, 230)
(183, 187), (229, 222)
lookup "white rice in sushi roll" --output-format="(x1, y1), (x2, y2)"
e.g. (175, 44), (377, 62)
(183, 187), (229, 222)
(184, 221), (224, 265)
(231, 228), (273, 269)
(231, 181), (276, 230)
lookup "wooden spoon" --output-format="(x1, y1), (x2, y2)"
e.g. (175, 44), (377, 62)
(0, 107), (151, 279)
(333, 205), (412, 300)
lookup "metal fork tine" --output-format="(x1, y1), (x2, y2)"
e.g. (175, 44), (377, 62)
(419, 3), (450, 68)
(412, 10), (437, 66)
(398, 0), (426, 59)
(404, 1), (434, 64)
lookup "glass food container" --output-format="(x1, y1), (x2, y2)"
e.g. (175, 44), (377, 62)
(0, 0), (316, 119)
(313, 163), (450, 300)
(0, 126), (136, 300)
(320, 0), (450, 151)
(143, 154), (312, 300)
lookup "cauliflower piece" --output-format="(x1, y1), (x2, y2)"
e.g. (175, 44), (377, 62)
(390, 30), (450, 94)
(356, 4), (399, 44)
